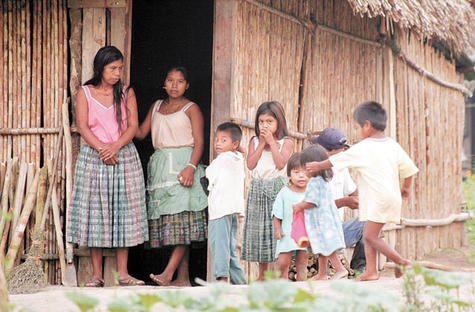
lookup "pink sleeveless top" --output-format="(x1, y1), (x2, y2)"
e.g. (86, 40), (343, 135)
(83, 85), (127, 144)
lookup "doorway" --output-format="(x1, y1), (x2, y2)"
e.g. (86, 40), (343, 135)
(129, 0), (214, 285)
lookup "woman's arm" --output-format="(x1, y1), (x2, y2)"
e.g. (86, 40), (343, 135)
(178, 103), (204, 187)
(135, 101), (153, 140)
(99, 88), (139, 161)
(75, 88), (106, 151)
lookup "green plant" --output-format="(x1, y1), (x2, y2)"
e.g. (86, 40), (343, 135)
(462, 176), (475, 243)
(402, 264), (473, 311)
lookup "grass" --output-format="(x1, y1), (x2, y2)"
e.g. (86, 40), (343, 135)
(462, 173), (475, 243)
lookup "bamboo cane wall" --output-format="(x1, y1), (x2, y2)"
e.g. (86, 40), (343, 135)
(393, 29), (465, 260)
(228, 0), (467, 277)
(0, 0), (68, 285)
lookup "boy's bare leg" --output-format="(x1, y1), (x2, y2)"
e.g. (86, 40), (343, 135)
(217, 277), (229, 282)
(276, 252), (292, 279)
(258, 263), (269, 281)
(313, 255), (328, 280)
(360, 221), (411, 281)
(295, 251), (308, 281)
(329, 252), (348, 279)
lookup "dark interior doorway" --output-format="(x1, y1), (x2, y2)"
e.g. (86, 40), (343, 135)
(129, 0), (214, 285)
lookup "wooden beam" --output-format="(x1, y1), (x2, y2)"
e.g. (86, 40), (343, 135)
(81, 8), (106, 84)
(68, 0), (127, 9)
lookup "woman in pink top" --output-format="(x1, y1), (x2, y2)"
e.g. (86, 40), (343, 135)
(67, 46), (148, 287)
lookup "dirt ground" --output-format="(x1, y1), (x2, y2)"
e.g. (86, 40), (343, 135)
(9, 243), (475, 312)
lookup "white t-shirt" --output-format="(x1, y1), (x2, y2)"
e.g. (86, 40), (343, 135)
(329, 137), (419, 223)
(205, 151), (245, 220)
(329, 168), (357, 220)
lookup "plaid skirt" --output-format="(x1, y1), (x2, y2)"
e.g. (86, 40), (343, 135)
(148, 210), (208, 248)
(242, 177), (286, 262)
(67, 143), (149, 248)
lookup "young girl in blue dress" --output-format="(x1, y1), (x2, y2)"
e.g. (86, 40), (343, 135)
(272, 152), (308, 281)
(242, 101), (294, 281)
(294, 145), (348, 280)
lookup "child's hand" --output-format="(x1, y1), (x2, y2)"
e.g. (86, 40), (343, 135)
(293, 203), (303, 213)
(178, 166), (195, 187)
(305, 161), (320, 175)
(260, 127), (275, 146)
(345, 196), (359, 209)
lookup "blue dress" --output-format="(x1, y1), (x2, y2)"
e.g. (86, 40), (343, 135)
(304, 176), (345, 256)
(272, 186), (307, 258)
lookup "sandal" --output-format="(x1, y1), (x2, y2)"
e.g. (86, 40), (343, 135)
(118, 276), (145, 286)
(149, 273), (171, 286)
(85, 277), (104, 287)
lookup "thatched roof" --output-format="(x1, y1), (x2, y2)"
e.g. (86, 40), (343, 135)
(346, 0), (475, 55)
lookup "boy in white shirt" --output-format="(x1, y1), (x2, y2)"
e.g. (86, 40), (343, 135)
(307, 102), (419, 281)
(206, 122), (246, 284)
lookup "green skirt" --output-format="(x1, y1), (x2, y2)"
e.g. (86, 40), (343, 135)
(147, 147), (208, 219)
(146, 147), (208, 248)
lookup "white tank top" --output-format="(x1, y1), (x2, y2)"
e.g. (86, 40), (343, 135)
(150, 100), (195, 149)
(251, 137), (287, 179)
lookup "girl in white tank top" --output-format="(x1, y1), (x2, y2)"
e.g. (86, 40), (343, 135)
(242, 101), (294, 281)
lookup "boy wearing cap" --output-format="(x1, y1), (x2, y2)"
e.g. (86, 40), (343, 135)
(310, 128), (366, 272)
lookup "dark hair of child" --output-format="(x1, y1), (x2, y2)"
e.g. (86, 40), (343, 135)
(300, 145), (333, 181)
(216, 122), (243, 143)
(353, 101), (387, 131)
(286, 152), (305, 177)
(254, 101), (289, 140)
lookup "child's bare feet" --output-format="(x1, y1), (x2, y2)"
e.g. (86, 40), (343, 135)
(331, 269), (348, 280)
(395, 259), (412, 278)
(312, 274), (329, 281)
(355, 272), (379, 281)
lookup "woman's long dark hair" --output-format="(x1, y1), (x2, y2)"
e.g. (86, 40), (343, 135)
(84, 46), (125, 132)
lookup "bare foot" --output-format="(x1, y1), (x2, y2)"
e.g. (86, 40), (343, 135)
(331, 270), (348, 280)
(355, 272), (379, 281)
(395, 259), (412, 278)
(312, 274), (329, 281)
(149, 273), (172, 286)
(169, 279), (192, 287)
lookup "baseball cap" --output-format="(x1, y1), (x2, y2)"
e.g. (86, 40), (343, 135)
(311, 128), (349, 150)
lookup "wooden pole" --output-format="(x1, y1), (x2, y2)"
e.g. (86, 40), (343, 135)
(4, 170), (40, 273)
(34, 166), (48, 231)
(0, 160), (13, 238)
(52, 187), (66, 285)
(10, 162), (28, 241)
(0, 1), (4, 161)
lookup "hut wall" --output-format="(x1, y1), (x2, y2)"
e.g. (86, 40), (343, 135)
(0, 0), (68, 285)
(393, 30), (465, 260)
(216, 0), (467, 278)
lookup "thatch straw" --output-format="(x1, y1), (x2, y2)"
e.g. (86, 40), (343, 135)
(346, 0), (475, 54)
